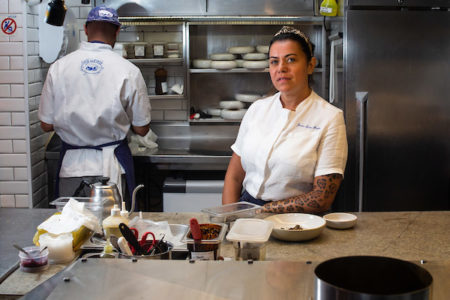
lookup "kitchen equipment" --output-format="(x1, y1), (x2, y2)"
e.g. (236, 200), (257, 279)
(201, 201), (260, 225)
(38, 233), (75, 264)
(323, 212), (357, 229)
(128, 227), (157, 254)
(226, 218), (273, 261)
(119, 240), (173, 260)
(192, 59), (211, 68)
(183, 223), (227, 260)
(118, 223), (145, 255)
(102, 204), (129, 239)
(18, 246), (49, 273)
(264, 213), (326, 242)
(50, 197), (105, 223)
(163, 178), (224, 213)
(13, 244), (33, 258)
(342, 0), (450, 212)
(315, 256), (433, 299)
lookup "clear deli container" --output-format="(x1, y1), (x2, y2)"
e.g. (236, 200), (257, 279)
(50, 197), (106, 222)
(226, 218), (273, 261)
(18, 246), (49, 273)
(182, 223), (227, 260)
(201, 201), (261, 225)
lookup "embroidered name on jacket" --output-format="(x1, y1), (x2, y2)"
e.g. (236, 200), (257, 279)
(81, 59), (104, 74)
(297, 123), (320, 130)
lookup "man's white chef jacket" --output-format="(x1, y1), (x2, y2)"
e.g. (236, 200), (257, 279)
(231, 91), (347, 201)
(39, 41), (151, 177)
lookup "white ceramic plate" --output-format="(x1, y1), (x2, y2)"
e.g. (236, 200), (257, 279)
(206, 108), (222, 116)
(323, 213), (357, 229)
(219, 100), (244, 110)
(265, 213), (326, 241)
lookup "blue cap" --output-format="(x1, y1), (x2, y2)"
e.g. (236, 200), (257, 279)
(86, 6), (121, 27)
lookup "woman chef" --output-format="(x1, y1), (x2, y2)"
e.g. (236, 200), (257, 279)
(222, 26), (348, 213)
(38, 6), (151, 201)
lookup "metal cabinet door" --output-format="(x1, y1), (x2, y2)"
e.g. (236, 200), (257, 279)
(345, 10), (450, 211)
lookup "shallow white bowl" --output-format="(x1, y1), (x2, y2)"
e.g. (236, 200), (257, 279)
(192, 59), (211, 68)
(323, 213), (357, 229)
(221, 109), (247, 120)
(264, 213), (326, 242)
(211, 60), (237, 70)
(228, 46), (255, 54)
(235, 93), (261, 103)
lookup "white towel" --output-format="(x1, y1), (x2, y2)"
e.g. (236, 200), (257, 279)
(102, 145), (124, 198)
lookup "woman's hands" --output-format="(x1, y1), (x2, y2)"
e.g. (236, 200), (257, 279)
(261, 173), (343, 214)
(222, 153), (246, 205)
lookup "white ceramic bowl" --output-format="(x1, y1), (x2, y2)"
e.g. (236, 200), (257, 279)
(242, 53), (268, 60)
(206, 108), (222, 116)
(235, 93), (261, 103)
(210, 53), (236, 61)
(323, 213), (357, 229)
(211, 60), (237, 70)
(256, 45), (269, 54)
(192, 59), (211, 69)
(243, 60), (269, 70)
(228, 46), (255, 54)
(221, 109), (247, 120)
(219, 100), (244, 110)
(264, 213), (326, 242)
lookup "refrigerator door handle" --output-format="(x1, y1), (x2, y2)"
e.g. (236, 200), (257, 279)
(356, 91), (368, 212)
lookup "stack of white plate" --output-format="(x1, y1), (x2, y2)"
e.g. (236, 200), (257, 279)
(210, 53), (237, 70)
(242, 52), (269, 70)
(219, 100), (247, 120)
(235, 93), (261, 103)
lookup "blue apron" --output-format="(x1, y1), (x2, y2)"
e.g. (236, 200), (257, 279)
(239, 190), (267, 206)
(55, 138), (136, 201)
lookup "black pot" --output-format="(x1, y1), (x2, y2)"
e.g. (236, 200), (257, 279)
(315, 256), (432, 300)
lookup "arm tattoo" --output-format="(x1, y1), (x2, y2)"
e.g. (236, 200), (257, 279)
(261, 173), (343, 214)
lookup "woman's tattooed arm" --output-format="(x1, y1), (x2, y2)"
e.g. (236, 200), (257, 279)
(261, 174), (343, 214)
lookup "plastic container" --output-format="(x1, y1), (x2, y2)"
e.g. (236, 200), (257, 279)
(18, 246), (49, 273)
(102, 204), (129, 239)
(320, 0), (338, 16)
(38, 233), (75, 264)
(201, 201), (260, 225)
(134, 42), (147, 58)
(50, 197), (106, 223)
(226, 218), (273, 261)
(182, 223), (227, 260)
(152, 42), (166, 58)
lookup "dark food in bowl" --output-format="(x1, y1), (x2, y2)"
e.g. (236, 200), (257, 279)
(281, 224), (304, 231)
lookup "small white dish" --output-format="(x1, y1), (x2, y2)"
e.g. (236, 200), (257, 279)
(323, 213), (357, 229)
(221, 109), (247, 120)
(264, 213), (326, 242)
(228, 46), (255, 55)
(226, 219), (273, 243)
(235, 93), (261, 103)
(211, 60), (237, 70)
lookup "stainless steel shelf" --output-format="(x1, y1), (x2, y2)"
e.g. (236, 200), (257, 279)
(189, 118), (241, 124)
(149, 95), (185, 100)
(129, 58), (184, 65)
(190, 68), (323, 73)
(189, 68), (268, 73)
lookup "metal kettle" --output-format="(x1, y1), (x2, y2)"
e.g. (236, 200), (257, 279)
(74, 177), (144, 219)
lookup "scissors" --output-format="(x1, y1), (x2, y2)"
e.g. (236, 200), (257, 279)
(129, 227), (156, 254)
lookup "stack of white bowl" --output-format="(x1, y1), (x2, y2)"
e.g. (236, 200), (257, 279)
(241, 45), (269, 70)
(219, 100), (247, 120)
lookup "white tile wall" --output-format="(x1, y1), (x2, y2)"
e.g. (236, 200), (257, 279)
(0, 112), (11, 125)
(0, 84), (10, 97)
(0, 168), (14, 180)
(0, 181), (28, 194)
(15, 194), (29, 208)
(11, 112), (25, 125)
(0, 126), (26, 139)
(10, 56), (24, 69)
(10, 84), (24, 97)
(0, 1), (8, 14)
(0, 70), (24, 83)
(8, 0), (23, 14)
(0, 57), (9, 69)
(0, 195), (15, 207)
(0, 153), (27, 167)
(0, 99), (25, 111)
(0, 140), (13, 152)
(14, 167), (27, 180)
(12, 139), (26, 152)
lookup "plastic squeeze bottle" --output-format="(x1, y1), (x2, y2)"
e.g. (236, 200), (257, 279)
(102, 204), (129, 239)
(320, 0), (338, 16)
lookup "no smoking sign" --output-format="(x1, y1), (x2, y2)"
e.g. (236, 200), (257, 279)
(2, 17), (17, 35)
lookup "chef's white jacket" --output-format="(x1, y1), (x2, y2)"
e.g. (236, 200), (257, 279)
(231, 91), (347, 201)
(39, 41), (151, 178)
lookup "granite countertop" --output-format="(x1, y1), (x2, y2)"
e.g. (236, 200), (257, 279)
(1, 210), (449, 298)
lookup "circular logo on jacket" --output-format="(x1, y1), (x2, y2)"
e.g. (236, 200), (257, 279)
(80, 59), (104, 74)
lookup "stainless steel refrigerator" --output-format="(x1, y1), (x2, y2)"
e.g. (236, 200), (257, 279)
(341, 0), (450, 211)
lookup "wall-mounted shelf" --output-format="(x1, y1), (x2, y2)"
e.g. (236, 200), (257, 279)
(190, 68), (269, 73)
(129, 58), (184, 65)
(189, 118), (241, 124)
(149, 94), (184, 100)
